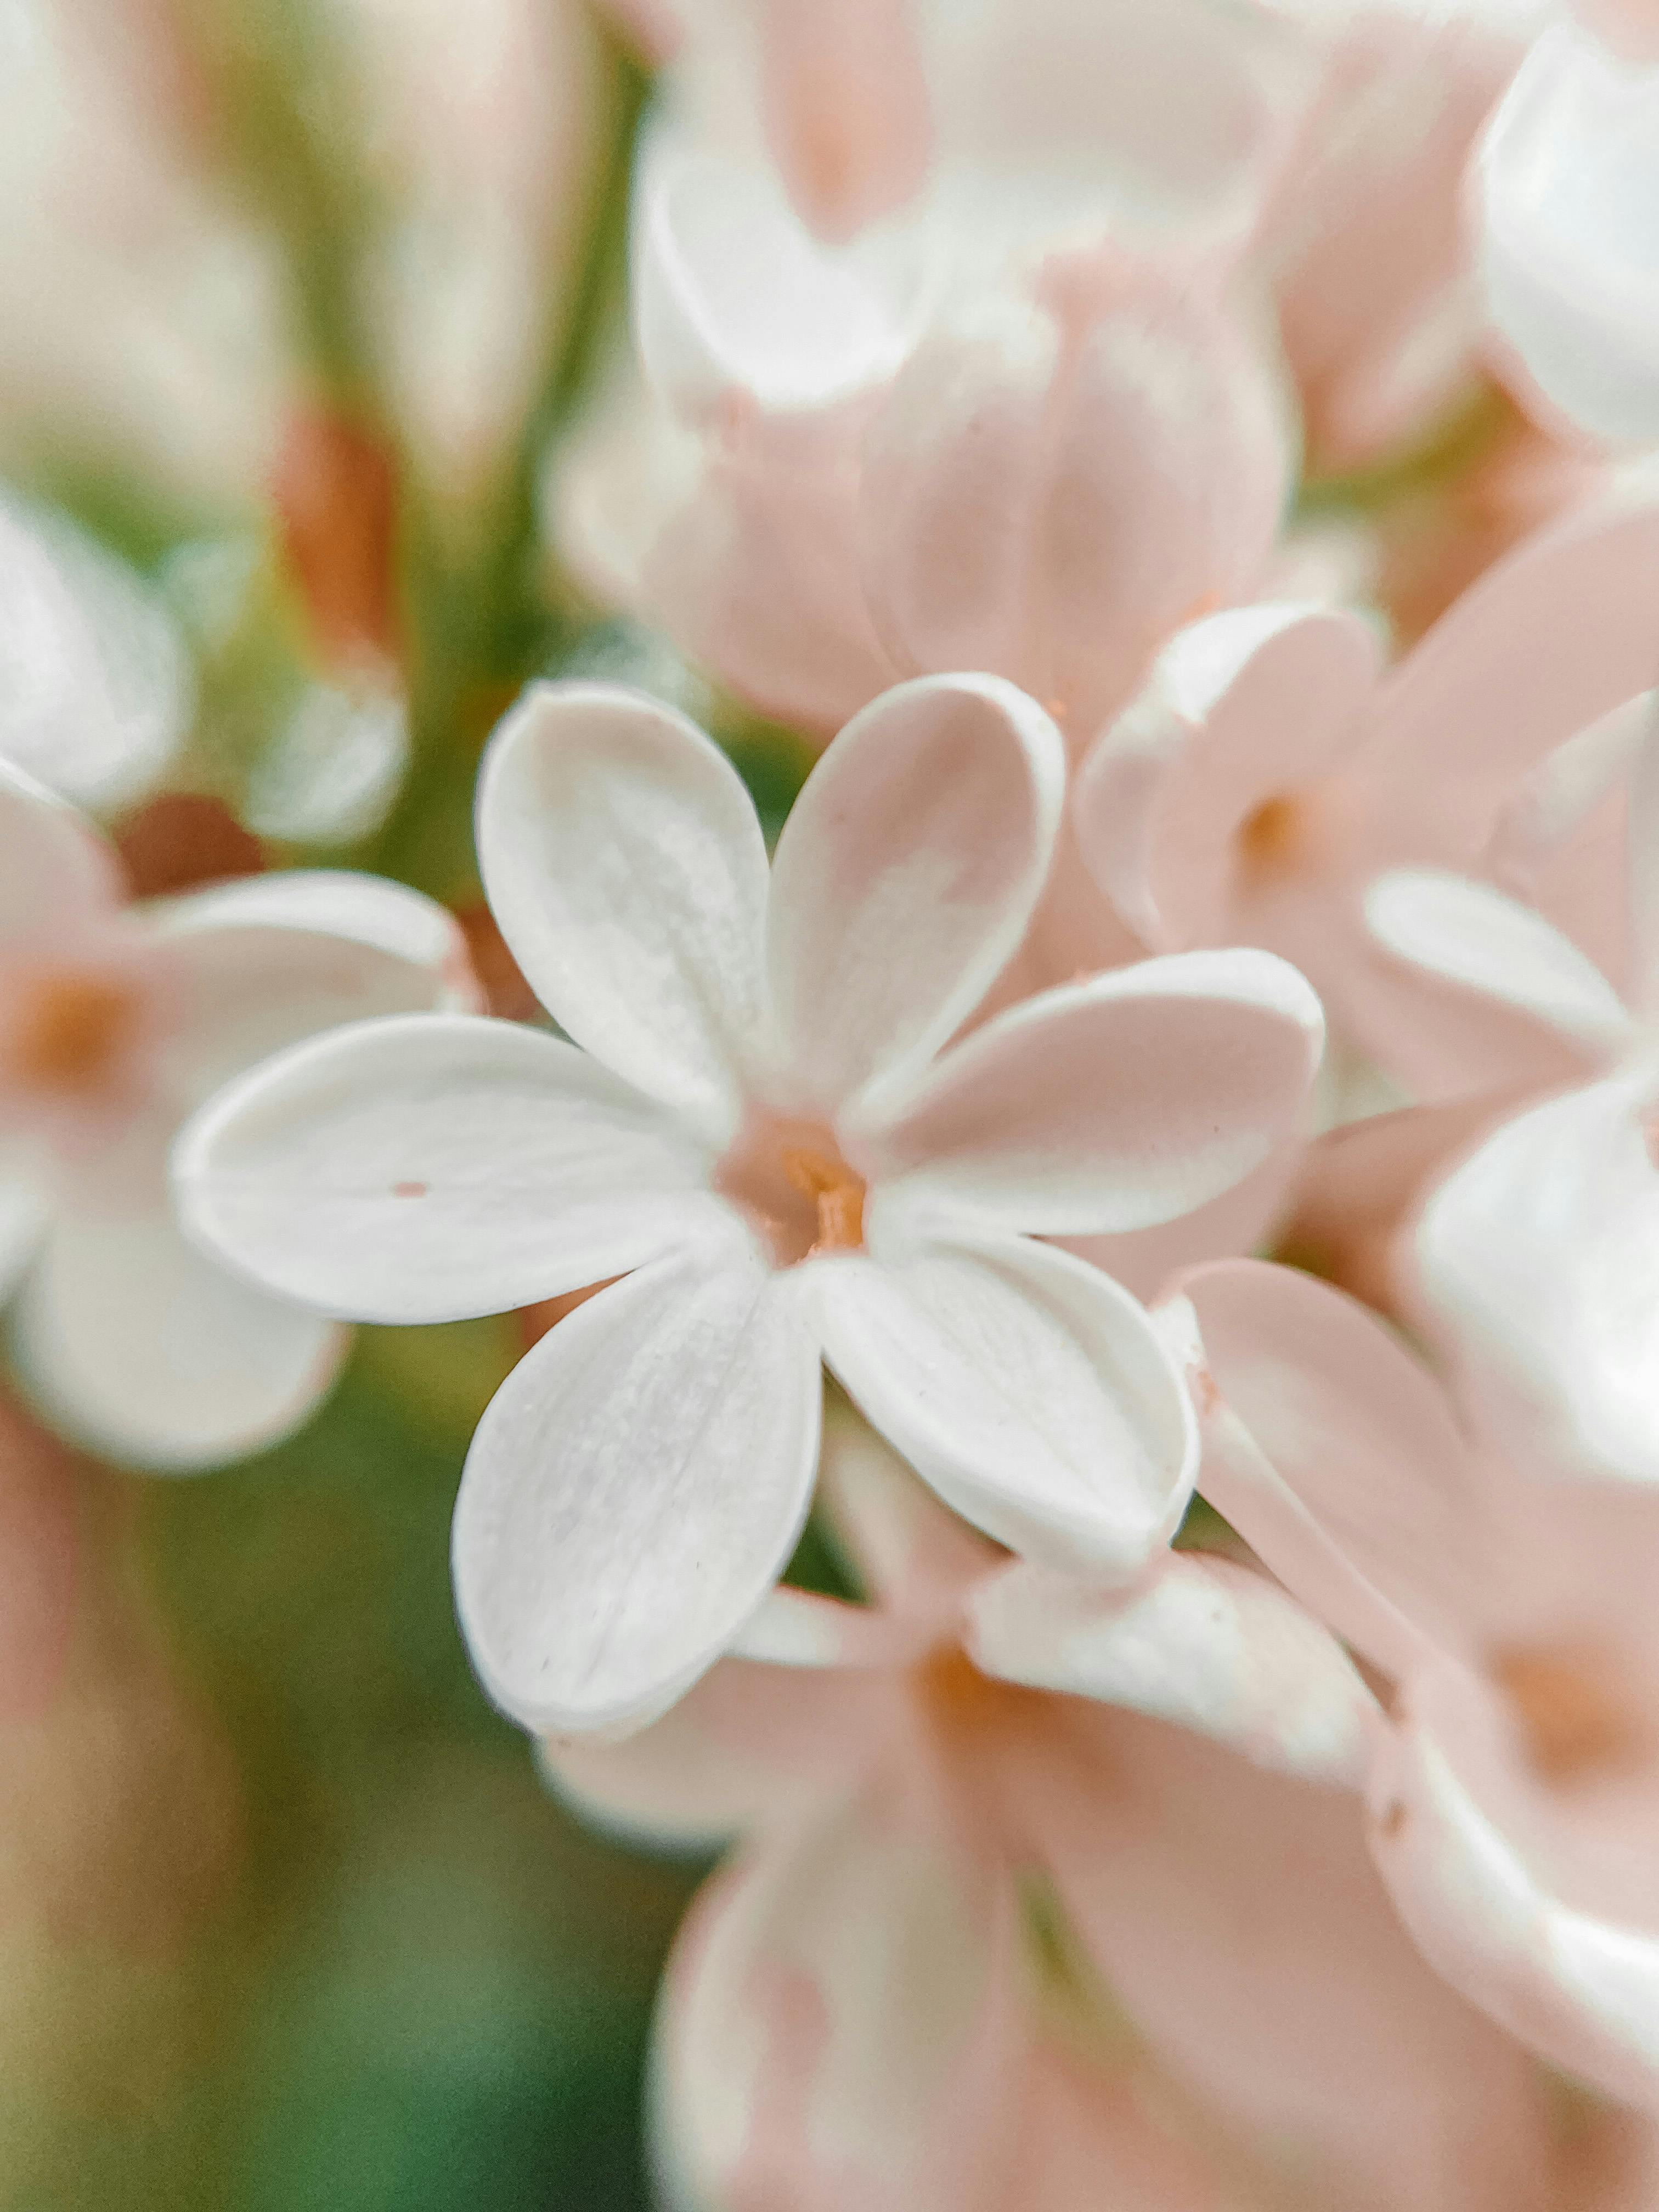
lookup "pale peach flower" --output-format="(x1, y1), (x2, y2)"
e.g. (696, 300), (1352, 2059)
(1163, 1256), (1659, 2112)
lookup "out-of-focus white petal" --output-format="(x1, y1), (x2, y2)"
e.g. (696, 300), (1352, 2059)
(1481, 19), (1659, 445)
(768, 674), (1064, 1120)
(0, 492), (191, 811)
(452, 1239), (822, 1735)
(813, 1226), (1195, 1575)
(1417, 1063), (1659, 1487)
(173, 1013), (725, 1324)
(1370, 1658), (1659, 2111)
(476, 681), (769, 1140)
(633, 137), (923, 416)
(1159, 1259), (1483, 1672)
(13, 1146), (346, 1471)
(1623, 699), (1659, 1014)
(1365, 867), (1634, 1054)
(148, 867), (476, 1003)
(967, 1550), (1379, 1786)
(0, 1150), (52, 1304)
(864, 949), (1324, 1237)
(0, 758), (123, 943)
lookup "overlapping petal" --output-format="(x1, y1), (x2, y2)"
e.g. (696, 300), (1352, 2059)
(0, 759), (122, 945)
(863, 949), (1324, 1237)
(813, 1226), (1195, 1573)
(452, 1237), (822, 1734)
(768, 674), (1064, 1119)
(476, 682), (770, 1138)
(173, 1013), (726, 1324)
(966, 1550), (1378, 1785)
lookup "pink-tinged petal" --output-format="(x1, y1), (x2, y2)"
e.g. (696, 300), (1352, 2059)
(967, 1550), (1379, 1786)
(148, 873), (477, 1109)
(1355, 497), (1659, 865)
(753, 0), (931, 241)
(653, 1770), (1026, 2212)
(858, 252), (1294, 746)
(1369, 1657), (1659, 2111)
(1414, 1064), (1659, 1488)
(453, 1240), (822, 1735)
(0, 1390), (81, 1724)
(728, 1585), (912, 1671)
(0, 759), (122, 944)
(812, 1227), (1195, 1575)
(13, 1126), (346, 1470)
(815, 1404), (998, 1610)
(1028, 1708), (1557, 2212)
(543, 1652), (888, 1853)
(1481, 21), (1659, 447)
(768, 674), (1064, 1119)
(476, 682), (769, 1138)
(633, 140), (922, 418)
(1061, 1138), (1303, 1305)
(1365, 868), (1634, 1056)
(1074, 603), (1380, 950)
(1623, 700), (1659, 1014)
(1159, 1259), (1482, 1672)
(1573, 0), (1659, 64)
(173, 1013), (725, 1325)
(0, 490), (190, 812)
(864, 949), (1324, 1238)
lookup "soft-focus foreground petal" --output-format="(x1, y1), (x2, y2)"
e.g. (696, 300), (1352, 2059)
(1369, 1657), (1659, 2112)
(1415, 1063), (1659, 1486)
(150, 870), (478, 1107)
(1365, 868), (1634, 1056)
(1481, 19), (1659, 445)
(0, 758), (123, 943)
(768, 675), (1064, 1120)
(1075, 603), (1382, 950)
(814, 1227), (1195, 1573)
(173, 1014), (724, 1324)
(1032, 1708), (1556, 2212)
(453, 1238), (821, 1735)
(859, 253), (1293, 746)
(13, 1124), (345, 1470)
(653, 1772), (1026, 2212)
(1159, 1260), (1482, 1671)
(967, 1551), (1378, 1785)
(864, 949), (1324, 1237)
(476, 682), (769, 1139)
(0, 491), (191, 812)
(543, 1650), (885, 1854)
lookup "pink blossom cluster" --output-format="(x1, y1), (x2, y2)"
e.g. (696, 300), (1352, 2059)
(4, 0), (1659, 2199)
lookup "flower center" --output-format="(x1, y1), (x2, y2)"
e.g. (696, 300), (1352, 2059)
(1492, 1643), (1645, 1786)
(1, 966), (144, 1096)
(1236, 791), (1313, 881)
(713, 1108), (868, 1268)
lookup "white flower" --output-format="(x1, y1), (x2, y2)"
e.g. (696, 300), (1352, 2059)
(173, 672), (1325, 1736)
(1480, 9), (1659, 443)
(0, 760), (472, 1469)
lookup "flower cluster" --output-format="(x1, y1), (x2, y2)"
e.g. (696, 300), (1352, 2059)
(5, 0), (1659, 2200)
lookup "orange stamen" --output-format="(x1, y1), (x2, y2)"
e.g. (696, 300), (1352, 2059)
(1493, 1644), (1643, 1785)
(782, 1147), (867, 1254)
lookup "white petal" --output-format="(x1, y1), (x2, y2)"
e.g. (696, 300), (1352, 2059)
(1365, 868), (1633, 1055)
(173, 1013), (725, 1324)
(0, 758), (122, 943)
(13, 1129), (345, 1469)
(633, 136), (922, 417)
(149, 871), (476, 1107)
(1623, 696), (1659, 1014)
(476, 681), (769, 1139)
(812, 1227), (1195, 1574)
(863, 948), (1324, 1236)
(1417, 1064), (1659, 1487)
(0, 1161), (49, 1305)
(1481, 21), (1659, 445)
(769, 674), (1064, 1119)
(452, 1242), (822, 1734)
(967, 1551), (1378, 1786)
(0, 491), (191, 811)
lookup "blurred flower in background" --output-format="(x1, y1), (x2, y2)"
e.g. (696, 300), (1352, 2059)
(2, 0), (1659, 2207)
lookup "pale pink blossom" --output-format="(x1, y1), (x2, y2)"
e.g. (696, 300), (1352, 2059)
(551, 1414), (1554, 2211)
(1480, 7), (1659, 443)
(0, 763), (472, 1468)
(1163, 1255), (1659, 2111)
(1073, 492), (1659, 1098)
(174, 673), (1323, 1734)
